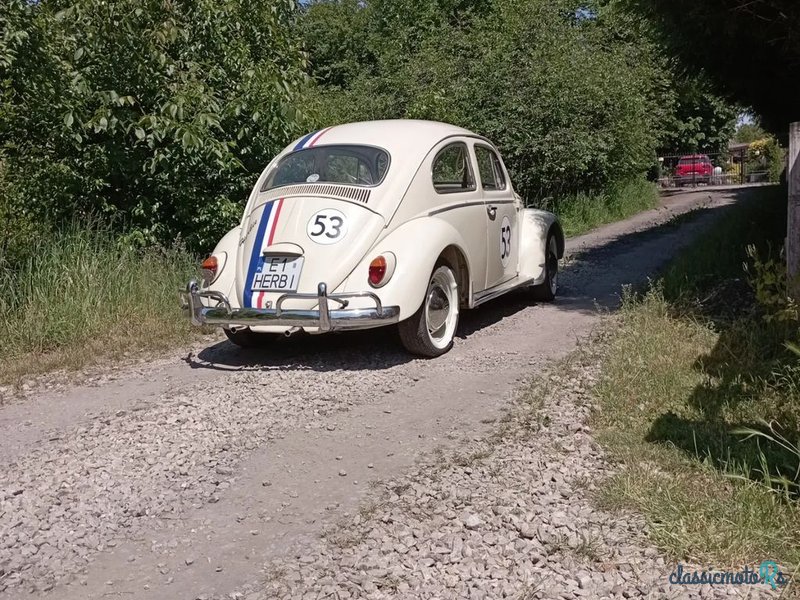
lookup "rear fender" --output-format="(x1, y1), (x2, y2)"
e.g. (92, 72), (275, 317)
(518, 209), (564, 284)
(338, 217), (473, 320)
(202, 226), (241, 307)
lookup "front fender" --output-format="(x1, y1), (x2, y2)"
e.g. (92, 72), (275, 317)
(519, 209), (564, 283)
(338, 217), (473, 320)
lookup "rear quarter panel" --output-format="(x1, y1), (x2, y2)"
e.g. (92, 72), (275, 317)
(338, 217), (474, 320)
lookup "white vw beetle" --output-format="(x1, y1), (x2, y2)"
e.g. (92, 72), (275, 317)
(183, 120), (564, 357)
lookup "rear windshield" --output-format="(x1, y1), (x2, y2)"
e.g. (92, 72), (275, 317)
(678, 157), (710, 164)
(262, 145), (390, 191)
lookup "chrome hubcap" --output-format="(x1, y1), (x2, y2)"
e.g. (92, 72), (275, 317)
(426, 286), (450, 336)
(425, 267), (458, 349)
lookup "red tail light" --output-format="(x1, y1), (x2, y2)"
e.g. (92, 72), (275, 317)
(368, 256), (387, 286)
(201, 255), (218, 286)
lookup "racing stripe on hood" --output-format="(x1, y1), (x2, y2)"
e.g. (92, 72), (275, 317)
(243, 201), (275, 308)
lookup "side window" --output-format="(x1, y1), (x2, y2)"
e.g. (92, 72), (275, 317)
(475, 146), (497, 189)
(491, 152), (507, 190)
(475, 145), (507, 191)
(432, 143), (476, 194)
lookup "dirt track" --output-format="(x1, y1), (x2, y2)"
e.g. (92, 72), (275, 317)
(0, 187), (754, 599)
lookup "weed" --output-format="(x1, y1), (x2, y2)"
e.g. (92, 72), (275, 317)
(594, 185), (800, 567)
(554, 178), (660, 237)
(0, 222), (201, 385)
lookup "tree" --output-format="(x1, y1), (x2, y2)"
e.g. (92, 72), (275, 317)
(302, 0), (672, 204)
(622, 0), (800, 133)
(734, 120), (768, 145)
(657, 76), (738, 155)
(0, 0), (310, 252)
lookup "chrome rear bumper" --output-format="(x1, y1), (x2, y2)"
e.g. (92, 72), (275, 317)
(180, 280), (400, 332)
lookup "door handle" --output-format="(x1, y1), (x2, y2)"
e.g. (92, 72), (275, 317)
(487, 205), (497, 220)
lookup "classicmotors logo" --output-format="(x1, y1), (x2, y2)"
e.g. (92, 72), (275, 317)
(669, 561), (788, 590)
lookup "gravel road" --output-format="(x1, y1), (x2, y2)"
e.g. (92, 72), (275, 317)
(0, 187), (768, 599)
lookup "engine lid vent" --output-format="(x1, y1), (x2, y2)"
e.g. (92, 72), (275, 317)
(261, 183), (371, 204)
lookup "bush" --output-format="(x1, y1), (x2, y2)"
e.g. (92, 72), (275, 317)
(0, 0), (310, 253)
(552, 178), (659, 237)
(747, 138), (786, 183)
(301, 0), (672, 204)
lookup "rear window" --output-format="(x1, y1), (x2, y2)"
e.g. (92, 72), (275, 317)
(262, 145), (390, 191)
(678, 156), (710, 165)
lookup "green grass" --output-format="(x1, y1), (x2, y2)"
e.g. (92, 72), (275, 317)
(0, 224), (200, 386)
(661, 185), (788, 299)
(554, 178), (660, 237)
(593, 185), (800, 569)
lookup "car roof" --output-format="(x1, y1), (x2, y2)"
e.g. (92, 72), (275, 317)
(286, 120), (484, 159)
(263, 120), (495, 218)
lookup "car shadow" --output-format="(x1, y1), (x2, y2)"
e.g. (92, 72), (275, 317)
(191, 326), (414, 373)
(187, 188), (754, 372)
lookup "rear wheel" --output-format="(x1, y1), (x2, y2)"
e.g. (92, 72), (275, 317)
(223, 327), (274, 348)
(530, 233), (558, 302)
(398, 264), (459, 357)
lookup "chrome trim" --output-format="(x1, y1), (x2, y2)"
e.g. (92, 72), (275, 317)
(180, 280), (399, 332)
(428, 199), (515, 217)
(428, 200), (484, 216)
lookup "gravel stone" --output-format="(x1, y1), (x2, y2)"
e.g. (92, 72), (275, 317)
(203, 353), (777, 600)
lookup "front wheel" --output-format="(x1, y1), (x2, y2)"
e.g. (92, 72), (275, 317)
(529, 233), (558, 302)
(398, 264), (460, 357)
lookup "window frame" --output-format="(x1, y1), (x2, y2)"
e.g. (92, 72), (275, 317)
(431, 141), (478, 195)
(261, 144), (392, 192)
(474, 143), (508, 192)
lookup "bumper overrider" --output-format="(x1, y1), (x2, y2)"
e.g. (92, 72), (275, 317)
(180, 280), (400, 332)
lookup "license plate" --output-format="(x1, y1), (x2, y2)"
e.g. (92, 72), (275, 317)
(251, 255), (304, 292)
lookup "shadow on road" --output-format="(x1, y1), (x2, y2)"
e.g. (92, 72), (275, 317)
(187, 189), (752, 373)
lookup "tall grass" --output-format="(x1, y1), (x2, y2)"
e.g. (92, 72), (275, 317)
(0, 224), (199, 384)
(593, 185), (800, 568)
(553, 178), (660, 237)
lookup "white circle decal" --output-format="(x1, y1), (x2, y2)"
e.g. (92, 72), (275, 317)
(307, 209), (348, 245)
(500, 216), (512, 267)
(306, 173), (320, 183)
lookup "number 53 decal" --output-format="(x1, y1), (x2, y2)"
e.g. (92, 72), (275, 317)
(307, 209), (348, 244)
(500, 215), (512, 267)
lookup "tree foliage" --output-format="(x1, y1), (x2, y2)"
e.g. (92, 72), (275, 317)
(300, 0), (734, 204)
(301, 0), (664, 203)
(0, 0), (309, 252)
(623, 0), (800, 132)
(657, 77), (738, 155)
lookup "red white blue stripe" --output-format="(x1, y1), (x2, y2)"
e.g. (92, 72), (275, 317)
(244, 198), (285, 309)
(292, 126), (333, 151)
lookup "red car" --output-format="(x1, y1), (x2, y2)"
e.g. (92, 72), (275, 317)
(674, 154), (713, 185)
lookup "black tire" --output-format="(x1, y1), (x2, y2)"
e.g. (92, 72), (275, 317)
(530, 233), (558, 302)
(223, 327), (274, 348)
(398, 263), (460, 358)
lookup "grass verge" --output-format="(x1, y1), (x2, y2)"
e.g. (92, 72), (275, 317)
(0, 224), (200, 387)
(593, 185), (800, 568)
(555, 177), (660, 237)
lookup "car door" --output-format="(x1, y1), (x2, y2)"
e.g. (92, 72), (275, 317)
(474, 143), (518, 289)
(426, 140), (489, 295)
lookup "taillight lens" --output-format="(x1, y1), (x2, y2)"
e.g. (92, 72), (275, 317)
(200, 255), (218, 286)
(368, 256), (387, 287)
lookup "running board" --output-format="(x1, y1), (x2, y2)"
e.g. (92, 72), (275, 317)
(472, 276), (537, 307)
